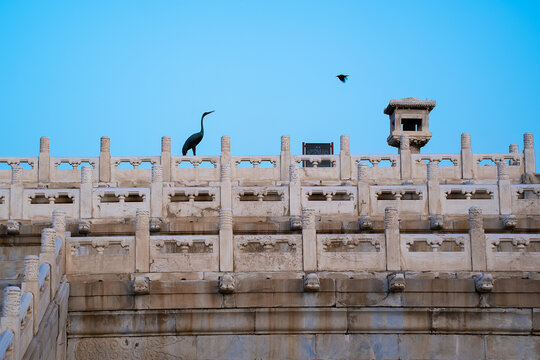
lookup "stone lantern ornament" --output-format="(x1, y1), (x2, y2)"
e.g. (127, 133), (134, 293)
(385, 97), (436, 153)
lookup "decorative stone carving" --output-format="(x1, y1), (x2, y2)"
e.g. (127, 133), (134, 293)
(520, 172), (538, 184)
(340, 135), (349, 153)
(388, 273), (405, 292)
(218, 273), (236, 294)
(461, 133), (471, 149)
(91, 239), (110, 254)
(152, 164), (163, 183)
(469, 207), (483, 230)
(303, 273), (320, 292)
(11, 166), (23, 183)
(497, 161), (509, 180)
(136, 209), (150, 231)
(150, 218), (162, 233)
(6, 220), (20, 235)
(359, 216), (373, 231)
(322, 235), (380, 252)
(40, 136), (50, 153)
(384, 207), (398, 230)
(400, 134), (410, 151)
(502, 215), (517, 229)
(281, 135), (290, 152)
(301, 208), (316, 229)
(78, 220), (91, 234)
(289, 163), (300, 183)
(81, 166), (92, 184)
(239, 236), (296, 253)
(220, 163), (231, 181)
(290, 217), (302, 231)
(100, 136), (110, 153)
(161, 136), (171, 152)
(219, 208), (232, 230)
(221, 136), (230, 153)
(357, 163), (369, 181)
(509, 144), (518, 153)
(523, 132), (533, 149)
(53, 209), (66, 231)
(474, 273), (494, 293)
(430, 215), (444, 230)
(41, 228), (57, 254)
(23, 255), (39, 282)
(133, 276), (150, 295)
(427, 161), (439, 181)
(2, 286), (21, 317)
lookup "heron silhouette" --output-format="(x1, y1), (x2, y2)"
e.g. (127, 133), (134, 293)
(182, 111), (214, 156)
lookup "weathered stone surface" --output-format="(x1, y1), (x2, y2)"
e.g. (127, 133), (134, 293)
(348, 308), (431, 333)
(485, 335), (540, 360)
(255, 308), (347, 333)
(432, 308), (532, 334)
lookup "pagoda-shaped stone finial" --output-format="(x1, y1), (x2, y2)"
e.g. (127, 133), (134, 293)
(384, 97), (436, 153)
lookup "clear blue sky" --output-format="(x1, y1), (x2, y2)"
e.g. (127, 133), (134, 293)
(1, 1), (539, 170)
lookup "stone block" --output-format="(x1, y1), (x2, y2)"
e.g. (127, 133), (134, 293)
(196, 334), (316, 360)
(255, 308), (347, 333)
(315, 334), (399, 360)
(432, 308), (532, 334)
(175, 309), (255, 334)
(397, 334), (485, 360)
(233, 292), (335, 308)
(401, 292), (480, 307)
(335, 278), (387, 292)
(336, 292), (401, 307)
(485, 335), (540, 360)
(348, 308), (431, 333)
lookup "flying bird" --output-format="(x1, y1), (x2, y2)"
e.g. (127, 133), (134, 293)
(336, 74), (349, 83)
(182, 111), (215, 156)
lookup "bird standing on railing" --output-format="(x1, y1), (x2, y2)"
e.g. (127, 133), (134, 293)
(182, 111), (215, 156)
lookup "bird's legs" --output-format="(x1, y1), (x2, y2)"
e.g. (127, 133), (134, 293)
(192, 147), (196, 156)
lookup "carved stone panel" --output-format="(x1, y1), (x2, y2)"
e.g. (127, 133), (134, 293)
(234, 235), (302, 271)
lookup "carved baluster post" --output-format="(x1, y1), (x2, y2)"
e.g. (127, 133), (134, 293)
(39, 228), (57, 297)
(160, 136), (171, 182)
(219, 208), (233, 272)
(497, 161), (512, 215)
(340, 135), (351, 180)
(0, 287), (21, 360)
(221, 164), (232, 210)
(399, 134), (412, 180)
(10, 166), (23, 220)
(357, 163), (370, 216)
(99, 136), (111, 183)
(80, 166), (93, 219)
(461, 133), (473, 179)
(427, 162), (441, 215)
(523, 132), (535, 175)
(302, 208), (317, 271)
(151, 165), (163, 218)
(21, 255), (39, 334)
(135, 209), (150, 273)
(384, 207), (400, 271)
(469, 207), (487, 271)
(52, 209), (67, 280)
(289, 164), (301, 216)
(38, 136), (50, 183)
(280, 136), (291, 181)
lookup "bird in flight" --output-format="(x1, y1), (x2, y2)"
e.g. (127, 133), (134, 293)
(182, 111), (215, 156)
(336, 74), (349, 83)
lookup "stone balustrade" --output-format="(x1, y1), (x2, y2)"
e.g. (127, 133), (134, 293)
(56, 205), (540, 275)
(0, 211), (67, 360)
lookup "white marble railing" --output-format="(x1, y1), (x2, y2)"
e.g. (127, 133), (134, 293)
(0, 210), (66, 360)
(0, 179), (539, 220)
(0, 329), (14, 360)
